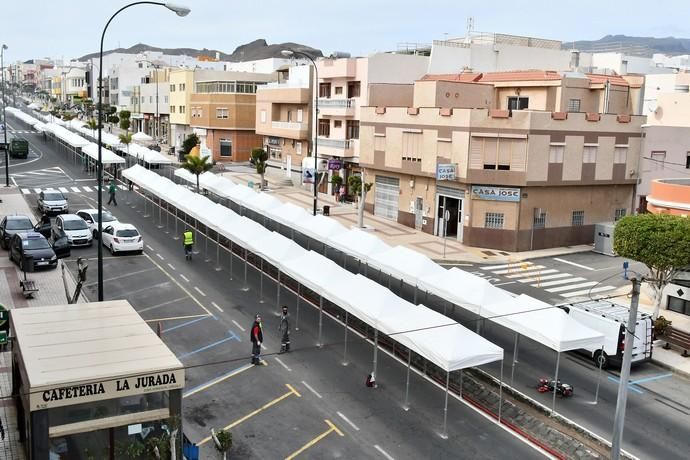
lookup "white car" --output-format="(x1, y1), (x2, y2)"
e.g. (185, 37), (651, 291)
(53, 214), (92, 247)
(101, 223), (143, 255)
(76, 208), (119, 238)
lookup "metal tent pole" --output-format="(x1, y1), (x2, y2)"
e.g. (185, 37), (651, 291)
(499, 360), (504, 423)
(241, 247), (249, 291)
(295, 284), (301, 331)
(258, 259), (264, 302)
(276, 270), (281, 308)
(214, 233), (222, 271)
(441, 371), (450, 439)
(372, 329), (379, 379)
(317, 295), (323, 347)
(510, 333), (520, 386)
(589, 346), (605, 405)
(552, 351), (561, 414)
(204, 229), (210, 262)
(157, 197), (163, 228)
(413, 286), (418, 304)
(229, 240), (233, 281)
(342, 312), (349, 366)
(403, 350), (412, 411)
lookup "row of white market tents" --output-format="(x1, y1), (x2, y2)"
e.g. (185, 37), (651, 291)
(124, 164), (505, 433)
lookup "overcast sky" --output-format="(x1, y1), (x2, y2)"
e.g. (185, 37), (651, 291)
(3, 0), (690, 62)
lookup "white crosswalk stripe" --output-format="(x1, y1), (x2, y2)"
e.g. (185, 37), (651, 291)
(71, 187), (80, 192)
(519, 273), (572, 283)
(480, 262), (532, 271)
(82, 186), (93, 192)
(21, 188), (30, 195)
(58, 187), (68, 193)
(33, 188), (41, 193)
(492, 265), (545, 275)
(560, 286), (617, 298)
(505, 269), (558, 279)
(536, 276), (586, 287)
(546, 281), (599, 293)
(19, 184), (138, 195)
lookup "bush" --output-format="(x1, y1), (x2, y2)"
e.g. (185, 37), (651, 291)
(654, 316), (672, 337)
(182, 133), (200, 156)
(108, 115), (119, 124)
(215, 429), (232, 452)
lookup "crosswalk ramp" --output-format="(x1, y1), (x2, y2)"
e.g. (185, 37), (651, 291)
(20, 184), (131, 195)
(480, 261), (616, 298)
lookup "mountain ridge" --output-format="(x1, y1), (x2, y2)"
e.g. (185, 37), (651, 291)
(563, 34), (690, 55)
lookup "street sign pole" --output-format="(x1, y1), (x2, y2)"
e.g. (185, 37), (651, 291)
(442, 209), (450, 259)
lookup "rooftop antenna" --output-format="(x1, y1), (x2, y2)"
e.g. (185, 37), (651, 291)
(466, 16), (474, 42)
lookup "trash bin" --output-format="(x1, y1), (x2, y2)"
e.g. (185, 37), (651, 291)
(323, 205), (330, 216)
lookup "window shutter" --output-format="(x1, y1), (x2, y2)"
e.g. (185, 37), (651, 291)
(484, 138), (498, 166)
(511, 139), (527, 171)
(498, 139), (511, 166)
(470, 137), (483, 169)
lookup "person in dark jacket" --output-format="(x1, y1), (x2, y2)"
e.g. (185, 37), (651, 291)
(278, 305), (290, 353)
(250, 314), (263, 365)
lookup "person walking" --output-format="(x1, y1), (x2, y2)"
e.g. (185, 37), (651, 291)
(183, 228), (194, 260)
(107, 179), (118, 206)
(250, 314), (263, 365)
(278, 305), (290, 353)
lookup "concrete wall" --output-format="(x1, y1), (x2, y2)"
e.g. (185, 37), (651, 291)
(369, 84), (414, 107)
(639, 125), (690, 197)
(413, 81), (492, 109)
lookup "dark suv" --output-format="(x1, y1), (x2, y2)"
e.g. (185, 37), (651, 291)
(8, 232), (70, 271)
(0, 215), (35, 249)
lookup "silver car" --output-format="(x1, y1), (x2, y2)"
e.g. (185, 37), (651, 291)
(38, 189), (68, 215)
(52, 214), (92, 247)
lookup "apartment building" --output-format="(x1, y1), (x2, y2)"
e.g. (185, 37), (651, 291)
(359, 70), (645, 251)
(169, 69), (194, 148)
(255, 65), (313, 173)
(189, 71), (277, 162)
(130, 68), (170, 142)
(314, 53), (428, 193)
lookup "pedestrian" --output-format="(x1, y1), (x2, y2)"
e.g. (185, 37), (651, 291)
(250, 314), (263, 365)
(183, 228), (194, 260)
(0, 415), (4, 440)
(107, 179), (117, 206)
(278, 305), (290, 353)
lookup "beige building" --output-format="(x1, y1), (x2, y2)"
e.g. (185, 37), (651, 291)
(169, 69), (195, 149)
(360, 71), (645, 251)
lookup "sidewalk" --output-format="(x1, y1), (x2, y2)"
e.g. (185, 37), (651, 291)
(0, 187), (85, 460)
(218, 164), (593, 265)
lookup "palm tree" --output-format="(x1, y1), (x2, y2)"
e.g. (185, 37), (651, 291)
(119, 132), (133, 167)
(84, 118), (98, 138)
(181, 154), (213, 192)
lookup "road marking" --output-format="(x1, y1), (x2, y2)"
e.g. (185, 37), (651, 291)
(144, 253), (213, 316)
(274, 357), (292, 371)
(536, 277), (586, 288)
(194, 286), (207, 297)
(162, 315), (212, 333)
(374, 445), (395, 460)
(145, 314), (208, 322)
(560, 286), (617, 298)
(71, 186), (80, 192)
(231, 319), (246, 332)
(519, 273), (572, 283)
(494, 281), (516, 286)
(58, 187), (68, 193)
(137, 296), (189, 314)
(505, 269), (558, 279)
(33, 188), (41, 193)
(211, 301), (223, 312)
(155, 253), (165, 261)
(285, 419), (344, 460)
(546, 281), (598, 293)
(167, 263), (176, 271)
(336, 411), (360, 431)
(607, 376), (644, 394)
(480, 263), (529, 270)
(183, 363), (254, 398)
(180, 274), (190, 282)
(630, 373), (673, 385)
(146, 244), (154, 251)
(554, 257), (595, 271)
(20, 188), (30, 195)
(301, 380), (322, 399)
(83, 267), (156, 286)
(82, 186), (93, 192)
(197, 384), (301, 446)
(177, 330), (241, 360)
(492, 265), (546, 275)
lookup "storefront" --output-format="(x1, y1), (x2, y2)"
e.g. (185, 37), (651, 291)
(11, 300), (185, 459)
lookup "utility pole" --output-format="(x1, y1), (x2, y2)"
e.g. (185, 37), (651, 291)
(611, 276), (642, 459)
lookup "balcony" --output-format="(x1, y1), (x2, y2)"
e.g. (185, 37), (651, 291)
(256, 86), (311, 104)
(318, 98), (356, 117)
(272, 121), (305, 130)
(256, 120), (309, 140)
(317, 137), (357, 158)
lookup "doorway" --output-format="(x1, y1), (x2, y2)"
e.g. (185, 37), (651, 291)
(414, 197), (424, 230)
(436, 194), (463, 242)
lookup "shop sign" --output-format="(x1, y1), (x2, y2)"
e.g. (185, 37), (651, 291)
(302, 167), (315, 184)
(30, 369), (185, 411)
(471, 186), (521, 202)
(328, 159), (342, 171)
(436, 164), (456, 181)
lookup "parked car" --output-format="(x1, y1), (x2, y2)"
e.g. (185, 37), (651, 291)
(76, 208), (119, 239)
(52, 214), (92, 247)
(8, 232), (69, 271)
(101, 223), (143, 255)
(38, 189), (68, 215)
(0, 214), (35, 249)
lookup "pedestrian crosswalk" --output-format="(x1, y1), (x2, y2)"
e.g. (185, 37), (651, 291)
(11, 130), (39, 134)
(479, 261), (616, 299)
(20, 184), (130, 195)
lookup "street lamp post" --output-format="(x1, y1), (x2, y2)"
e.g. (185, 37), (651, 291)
(1, 44), (8, 187)
(97, 1), (190, 301)
(137, 59), (160, 142)
(281, 49), (319, 216)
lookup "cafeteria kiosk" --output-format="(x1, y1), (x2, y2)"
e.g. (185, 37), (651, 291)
(11, 300), (185, 459)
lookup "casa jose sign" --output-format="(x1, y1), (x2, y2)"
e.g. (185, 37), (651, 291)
(470, 186), (521, 202)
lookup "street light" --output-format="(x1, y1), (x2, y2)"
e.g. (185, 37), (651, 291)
(137, 59), (161, 143)
(281, 49), (319, 216)
(1, 44), (8, 187)
(96, 1), (190, 301)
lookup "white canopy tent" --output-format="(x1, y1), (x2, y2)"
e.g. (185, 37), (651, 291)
(132, 131), (153, 142)
(81, 143), (125, 165)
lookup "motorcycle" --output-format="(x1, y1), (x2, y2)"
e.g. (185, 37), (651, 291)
(537, 378), (574, 397)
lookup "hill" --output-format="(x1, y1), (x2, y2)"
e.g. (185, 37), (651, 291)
(563, 35), (690, 56)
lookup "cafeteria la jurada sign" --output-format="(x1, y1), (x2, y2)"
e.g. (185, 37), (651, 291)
(31, 369), (184, 411)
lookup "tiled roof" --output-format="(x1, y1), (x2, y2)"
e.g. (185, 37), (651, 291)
(478, 70), (562, 82)
(586, 73), (630, 87)
(420, 73), (483, 82)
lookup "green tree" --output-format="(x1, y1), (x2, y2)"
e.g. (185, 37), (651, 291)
(108, 115), (119, 124)
(182, 133), (200, 156)
(119, 132), (133, 166)
(84, 118), (99, 138)
(181, 153), (213, 191)
(614, 213), (690, 318)
(119, 110), (131, 131)
(213, 429), (232, 459)
(251, 147), (269, 190)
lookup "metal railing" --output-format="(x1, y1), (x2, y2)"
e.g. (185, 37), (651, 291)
(318, 138), (351, 149)
(318, 98), (355, 109)
(271, 121), (305, 130)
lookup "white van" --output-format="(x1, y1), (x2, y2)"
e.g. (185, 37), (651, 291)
(559, 300), (653, 369)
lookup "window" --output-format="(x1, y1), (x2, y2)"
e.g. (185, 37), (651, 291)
(296, 141), (302, 155)
(164, 96), (168, 103)
(297, 109), (303, 123)
(149, 96), (153, 103)
(169, 84), (175, 92)
(567, 99), (581, 112)
(508, 96), (529, 111)
(583, 145), (597, 163)
(318, 119), (330, 137)
(668, 296), (690, 316)
(334, 120), (342, 128)
(335, 86), (343, 95)
(614, 146), (628, 164)
(260, 110), (266, 123)
(572, 210), (584, 226)
(286, 110), (292, 122)
(485, 213), (505, 229)
(651, 151), (666, 170)
(533, 210), (547, 228)
(347, 81), (361, 98)
(220, 139), (232, 157)
(346, 120), (359, 140)
(170, 105), (175, 113)
(216, 108), (229, 119)
(141, 96), (145, 103)
(615, 208), (627, 221)
(549, 144), (564, 163)
(402, 131), (422, 161)
(686, 152), (690, 169)
(179, 105), (185, 114)
(179, 83), (185, 91)
(319, 83), (331, 98)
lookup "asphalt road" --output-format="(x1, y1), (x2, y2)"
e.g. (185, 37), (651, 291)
(5, 113), (544, 459)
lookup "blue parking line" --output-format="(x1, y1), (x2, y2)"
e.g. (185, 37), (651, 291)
(162, 315), (213, 333)
(607, 376), (644, 394)
(629, 373), (673, 385)
(177, 330), (242, 360)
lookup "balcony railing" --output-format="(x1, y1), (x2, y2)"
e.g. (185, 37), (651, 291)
(318, 98), (355, 108)
(318, 138), (352, 149)
(271, 121), (305, 130)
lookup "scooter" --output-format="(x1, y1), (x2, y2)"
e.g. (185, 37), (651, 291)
(537, 378), (574, 397)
